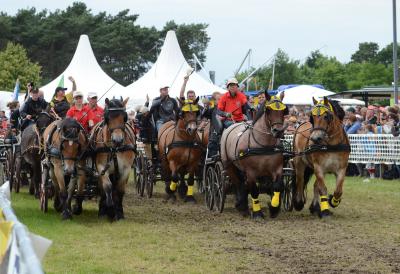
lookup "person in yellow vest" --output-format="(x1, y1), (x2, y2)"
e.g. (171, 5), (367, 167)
(48, 76), (76, 118)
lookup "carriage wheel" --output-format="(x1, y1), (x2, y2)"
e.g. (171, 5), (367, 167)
(214, 162), (226, 213)
(5, 148), (14, 191)
(13, 154), (21, 193)
(282, 166), (296, 212)
(0, 161), (5, 186)
(40, 163), (49, 213)
(203, 165), (214, 210)
(145, 159), (153, 198)
(134, 153), (146, 197)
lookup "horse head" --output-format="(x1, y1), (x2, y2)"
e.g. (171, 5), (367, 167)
(264, 91), (287, 138)
(36, 111), (55, 134)
(104, 97), (129, 147)
(59, 118), (85, 176)
(177, 97), (199, 136)
(310, 96), (343, 144)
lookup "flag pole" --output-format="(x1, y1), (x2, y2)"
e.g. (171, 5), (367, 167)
(271, 54), (276, 91)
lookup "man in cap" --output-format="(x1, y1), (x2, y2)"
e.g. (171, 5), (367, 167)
(87, 91), (104, 130)
(20, 88), (48, 131)
(218, 78), (248, 128)
(149, 85), (179, 132)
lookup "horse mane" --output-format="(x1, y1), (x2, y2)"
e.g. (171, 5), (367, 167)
(60, 118), (82, 139)
(329, 99), (345, 121)
(252, 108), (265, 125)
(107, 98), (124, 109)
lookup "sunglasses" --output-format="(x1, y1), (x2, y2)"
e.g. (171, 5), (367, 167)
(90, 97), (97, 99)
(75, 96), (83, 99)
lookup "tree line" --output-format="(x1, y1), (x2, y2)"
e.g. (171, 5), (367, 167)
(238, 42), (399, 92)
(0, 2), (209, 90)
(0, 2), (397, 93)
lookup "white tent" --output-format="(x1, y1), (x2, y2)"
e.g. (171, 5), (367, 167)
(123, 31), (224, 109)
(332, 98), (365, 106)
(279, 85), (334, 105)
(40, 35), (125, 104)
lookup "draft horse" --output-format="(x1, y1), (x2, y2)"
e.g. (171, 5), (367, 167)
(293, 97), (350, 218)
(43, 117), (88, 219)
(220, 92), (287, 218)
(158, 98), (202, 202)
(91, 97), (136, 221)
(19, 112), (55, 197)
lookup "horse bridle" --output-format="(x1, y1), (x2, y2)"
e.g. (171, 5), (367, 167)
(106, 107), (127, 133)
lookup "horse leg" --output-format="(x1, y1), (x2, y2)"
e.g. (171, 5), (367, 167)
(313, 166), (331, 218)
(50, 166), (62, 212)
(165, 161), (178, 202)
(54, 166), (71, 220)
(72, 164), (86, 215)
(184, 169), (196, 203)
(329, 167), (346, 208)
(231, 167), (249, 216)
(178, 171), (188, 199)
(114, 163), (130, 220)
(65, 175), (77, 219)
(33, 160), (41, 199)
(293, 159), (306, 211)
(269, 173), (283, 218)
(309, 179), (321, 215)
(97, 163), (115, 220)
(248, 175), (263, 219)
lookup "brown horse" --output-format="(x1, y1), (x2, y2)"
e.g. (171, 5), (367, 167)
(19, 112), (55, 197)
(220, 92), (287, 218)
(293, 97), (350, 218)
(158, 98), (202, 202)
(91, 97), (135, 221)
(43, 117), (88, 219)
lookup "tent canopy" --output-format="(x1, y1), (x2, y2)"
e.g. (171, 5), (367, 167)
(123, 31), (224, 109)
(40, 35), (125, 104)
(278, 85), (334, 105)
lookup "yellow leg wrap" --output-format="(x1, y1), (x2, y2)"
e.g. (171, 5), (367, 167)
(187, 185), (193, 196)
(320, 195), (329, 211)
(252, 198), (261, 212)
(271, 192), (280, 207)
(331, 196), (340, 207)
(170, 181), (177, 191)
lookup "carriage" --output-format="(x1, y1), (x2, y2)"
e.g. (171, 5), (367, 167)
(202, 135), (296, 213)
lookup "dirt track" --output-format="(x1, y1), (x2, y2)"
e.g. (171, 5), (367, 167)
(121, 178), (400, 274)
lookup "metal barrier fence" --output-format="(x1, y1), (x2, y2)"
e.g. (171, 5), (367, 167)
(0, 182), (44, 274)
(284, 134), (400, 164)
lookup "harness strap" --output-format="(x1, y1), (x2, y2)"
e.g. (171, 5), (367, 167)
(237, 145), (284, 160)
(303, 143), (351, 155)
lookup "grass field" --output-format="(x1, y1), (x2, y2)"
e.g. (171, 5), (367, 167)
(10, 176), (400, 274)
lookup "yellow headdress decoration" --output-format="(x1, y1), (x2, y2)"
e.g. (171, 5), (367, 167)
(311, 99), (334, 116)
(265, 95), (286, 111)
(181, 99), (199, 112)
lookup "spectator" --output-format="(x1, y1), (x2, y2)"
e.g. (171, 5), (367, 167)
(66, 90), (90, 132)
(344, 114), (362, 134)
(87, 91), (104, 130)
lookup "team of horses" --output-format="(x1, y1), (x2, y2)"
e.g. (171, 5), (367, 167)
(11, 94), (349, 221)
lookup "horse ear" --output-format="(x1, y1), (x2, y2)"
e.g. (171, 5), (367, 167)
(312, 97), (318, 105)
(323, 96), (329, 106)
(105, 98), (110, 106)
(122, 97), (129, 107)
(194, 96), (199, 104)
(265, 90), (271, 101)
(279, 91), (285, 101)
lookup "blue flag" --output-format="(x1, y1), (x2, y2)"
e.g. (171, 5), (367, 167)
(11, 79), (20, 101)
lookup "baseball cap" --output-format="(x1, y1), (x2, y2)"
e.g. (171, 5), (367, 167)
(73, 90), (84, 98)
(55, 86), (68, 93)
(88, 91), (98, 98)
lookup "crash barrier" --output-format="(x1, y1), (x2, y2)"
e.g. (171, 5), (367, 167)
(284, 134), (400, 164)
(0, 182), (48, 274)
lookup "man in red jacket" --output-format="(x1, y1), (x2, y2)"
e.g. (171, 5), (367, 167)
(87, 91), (104, 131)
(218, 78), (247, 128)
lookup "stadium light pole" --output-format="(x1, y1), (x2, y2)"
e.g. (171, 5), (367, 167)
(393, 0), (399, 104)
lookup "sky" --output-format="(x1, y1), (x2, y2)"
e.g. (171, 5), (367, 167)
(1, 0), (397, 85)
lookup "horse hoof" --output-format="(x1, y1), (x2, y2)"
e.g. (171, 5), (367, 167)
(115, 212), (125, 221)
(251, 210), (264, 219)
(268, 203), (280, 218)
(236, 206), (250, 217)
(72, 204), (83, 215)
(309, 203), (321, 216)
(107, 209), (116, 222)
(328, 195), (341, 208)
(319, 209), (333, 218)
(61, 211), (72, 220)
(178, 184), (188, 199)
(293, 200), (305, 211)
(34, 192), (40, 199)
(184, 196), (196, 203)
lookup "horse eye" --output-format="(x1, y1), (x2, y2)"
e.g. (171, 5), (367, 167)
(324, 115), (329, 121)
